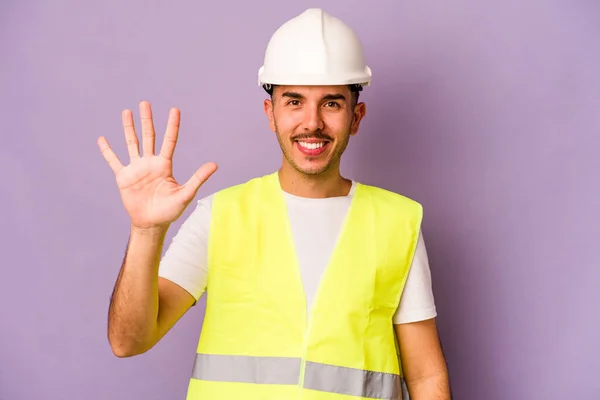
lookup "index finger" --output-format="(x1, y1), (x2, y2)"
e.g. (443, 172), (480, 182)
(159, 107), (180, 160)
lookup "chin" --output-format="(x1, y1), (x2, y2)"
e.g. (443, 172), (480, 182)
(283, 147), (335, 176)
(294, 162), (332, 176)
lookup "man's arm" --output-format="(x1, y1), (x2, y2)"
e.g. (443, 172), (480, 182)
(99, 102), (216, 358)
(394, 318), (451, 399)
(107, 225), (195, 357)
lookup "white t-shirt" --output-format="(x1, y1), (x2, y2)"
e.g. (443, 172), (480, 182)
(158, 181), (437, 324)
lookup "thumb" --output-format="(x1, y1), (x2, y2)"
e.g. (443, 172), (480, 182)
(179, 162), (218, 202)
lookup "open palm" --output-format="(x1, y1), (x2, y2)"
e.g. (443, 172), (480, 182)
(98, 101), (217, 229)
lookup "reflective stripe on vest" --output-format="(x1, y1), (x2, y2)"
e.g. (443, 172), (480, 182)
(191, 353), (301, 385)
(305, 360), (401, 399)
(191, 353), (402, 399)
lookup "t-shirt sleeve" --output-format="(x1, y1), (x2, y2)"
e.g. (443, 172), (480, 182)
(157, 195), (213, 302)
(392, 230), (438, 324)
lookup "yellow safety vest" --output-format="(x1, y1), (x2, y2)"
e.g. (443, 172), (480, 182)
(186, 172), (422, 400)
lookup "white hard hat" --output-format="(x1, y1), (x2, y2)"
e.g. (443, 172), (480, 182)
(258, 8), (372, 90)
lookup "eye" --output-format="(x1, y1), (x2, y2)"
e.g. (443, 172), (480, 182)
(287, 100), (301, 106)
(324, 101), (341, 109)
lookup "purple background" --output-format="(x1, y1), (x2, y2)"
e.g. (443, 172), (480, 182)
(1, 1), (599, 399)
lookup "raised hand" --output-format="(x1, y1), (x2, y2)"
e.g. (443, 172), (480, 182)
(98, 101), (217, 230)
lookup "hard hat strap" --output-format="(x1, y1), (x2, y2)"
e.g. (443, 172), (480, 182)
(262, 83), (362, 96)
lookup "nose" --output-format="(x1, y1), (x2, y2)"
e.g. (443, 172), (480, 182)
(300, 104), (324, 132)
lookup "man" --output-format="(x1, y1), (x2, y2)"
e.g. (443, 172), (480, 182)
(98, 8), (450, 400)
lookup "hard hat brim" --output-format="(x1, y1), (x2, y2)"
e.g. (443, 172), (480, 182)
(258, 67), (372, 87)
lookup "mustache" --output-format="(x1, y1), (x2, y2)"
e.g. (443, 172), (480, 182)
(291, 131), (333, 141)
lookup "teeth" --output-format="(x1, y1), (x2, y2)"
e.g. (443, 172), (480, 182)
(298, 141), (325, 150)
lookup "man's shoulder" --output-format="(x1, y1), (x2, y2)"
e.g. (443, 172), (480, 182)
(356, 181), (422, 209)
(205, 173), (275, 205)
(216, 174), (271, 193)
(354, 182), (424, 229)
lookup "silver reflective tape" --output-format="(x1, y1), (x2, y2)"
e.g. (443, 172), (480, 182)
(304, 361), (402, 399)
(191, 353), (301, 385)
(401, 378), (409, 399)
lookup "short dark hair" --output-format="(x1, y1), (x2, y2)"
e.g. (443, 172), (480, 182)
(263, 84), (361, 108)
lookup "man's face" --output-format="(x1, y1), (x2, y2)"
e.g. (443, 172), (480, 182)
(264, 85), (366, 176)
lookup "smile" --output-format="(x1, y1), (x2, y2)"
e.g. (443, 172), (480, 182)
(297, 141), (326, 150)
(294, 140), (330, 156)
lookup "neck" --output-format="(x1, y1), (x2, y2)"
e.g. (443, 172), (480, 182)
(278, 162), (352, 198)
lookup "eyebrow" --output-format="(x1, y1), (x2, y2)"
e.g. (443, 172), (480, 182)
(322, 93), (347, 101)
(281, 91), (347, 102)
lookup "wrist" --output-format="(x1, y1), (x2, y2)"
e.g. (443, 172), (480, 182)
(130, 223), (169, 238)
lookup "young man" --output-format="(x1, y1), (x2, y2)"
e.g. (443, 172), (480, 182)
(98, 8), (450, 400)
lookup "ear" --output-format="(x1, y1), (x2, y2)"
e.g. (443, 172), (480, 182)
(264, 98), (276, 132)
(350, 102), (366, 136)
